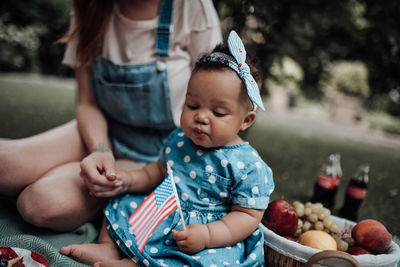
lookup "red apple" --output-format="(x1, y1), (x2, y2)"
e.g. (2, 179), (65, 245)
(347, 246), (372, 255)
(262, 198), (298, 236)
(352, 219), (392, 254)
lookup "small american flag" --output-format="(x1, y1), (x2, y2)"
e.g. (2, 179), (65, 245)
(128, 174), (178, 252)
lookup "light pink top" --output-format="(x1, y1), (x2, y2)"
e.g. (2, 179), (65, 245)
(62, 0), (222, 125)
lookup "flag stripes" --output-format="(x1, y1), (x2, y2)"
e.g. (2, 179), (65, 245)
(128, 175), (178, 252)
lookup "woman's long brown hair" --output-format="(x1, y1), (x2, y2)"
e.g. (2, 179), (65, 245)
(60, 0), (113, 64)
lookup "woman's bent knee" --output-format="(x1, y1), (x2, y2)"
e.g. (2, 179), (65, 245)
(16, 179), (104, 231)
(16, 184), (56, 229)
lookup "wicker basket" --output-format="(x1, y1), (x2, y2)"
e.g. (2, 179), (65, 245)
(264, 245), (305, 267)
(262, 216), (400, 267)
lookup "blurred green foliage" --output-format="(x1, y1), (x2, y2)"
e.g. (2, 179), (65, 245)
(328, 61), (370, 98)
(1, 0), (400, 114)
(214, 0), (400, 114)
(266, 56), (304, 95)
(0, 0), (71, 75)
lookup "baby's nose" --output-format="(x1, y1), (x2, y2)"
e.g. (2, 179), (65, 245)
(195, 111), (209, 124)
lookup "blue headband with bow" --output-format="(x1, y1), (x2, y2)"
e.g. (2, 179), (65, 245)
(209, 31), (265, 111)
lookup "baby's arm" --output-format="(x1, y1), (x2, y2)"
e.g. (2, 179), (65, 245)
(117, 160), (166, 194)
(172, 205), (264, 254)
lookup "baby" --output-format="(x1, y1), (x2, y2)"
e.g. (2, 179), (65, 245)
(61, 31), (275, 267)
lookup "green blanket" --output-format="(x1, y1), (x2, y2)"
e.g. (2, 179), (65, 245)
(0, 196), (98, 266)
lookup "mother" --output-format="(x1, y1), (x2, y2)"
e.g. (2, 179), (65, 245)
(0, 0), (221, 231)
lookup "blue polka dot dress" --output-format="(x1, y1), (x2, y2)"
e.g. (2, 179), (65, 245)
(104, 128), (275, 266)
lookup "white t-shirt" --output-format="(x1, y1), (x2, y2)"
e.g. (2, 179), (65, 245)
(62, 0), (222, 126)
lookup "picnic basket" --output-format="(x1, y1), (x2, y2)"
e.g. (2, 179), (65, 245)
(261, 216), (400, 267)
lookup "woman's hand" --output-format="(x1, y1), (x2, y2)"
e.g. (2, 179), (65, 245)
(80, 143), (122, 197)
(172, 224), (210, 254)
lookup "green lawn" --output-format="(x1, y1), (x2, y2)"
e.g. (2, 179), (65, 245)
(0, 79), (76, 138)
(1, 76), (399, 239)
(248, 114), (400, 238)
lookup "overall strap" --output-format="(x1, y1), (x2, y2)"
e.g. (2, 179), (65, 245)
(155, 0), (174, 57)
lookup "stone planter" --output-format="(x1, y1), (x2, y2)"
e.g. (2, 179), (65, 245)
(332, 92), (362, 125)
(267, 85), (290, 113)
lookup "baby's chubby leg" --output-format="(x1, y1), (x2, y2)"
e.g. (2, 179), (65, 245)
(60, 220), (122, 266)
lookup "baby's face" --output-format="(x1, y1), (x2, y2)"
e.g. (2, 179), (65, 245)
(180, 69), (253, 148)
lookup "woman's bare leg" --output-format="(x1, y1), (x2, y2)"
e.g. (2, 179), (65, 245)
(1, 119), (143, 230)
(16, 158), (142, 231)
(0, 120), (86, 195)
(16, 161), (106, 231)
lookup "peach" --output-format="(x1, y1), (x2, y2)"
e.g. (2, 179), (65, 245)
(351, 219), (392, 254)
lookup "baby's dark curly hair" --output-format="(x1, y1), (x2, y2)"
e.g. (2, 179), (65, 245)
(193, 43), (262, 89)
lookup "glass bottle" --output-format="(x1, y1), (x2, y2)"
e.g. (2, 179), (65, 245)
(339, 163), (369, 221)
(331, 153), (342, 208)
(311, 153), (339, 209)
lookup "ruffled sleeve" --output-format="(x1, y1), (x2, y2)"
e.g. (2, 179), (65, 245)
(61, 10), (80, 68)
(182, 0), (222, 66)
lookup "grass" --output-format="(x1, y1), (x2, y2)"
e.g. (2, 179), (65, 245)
(247, 114), (400, 238)
(0, 79), (76, 138)
(1, 75), (400, 239)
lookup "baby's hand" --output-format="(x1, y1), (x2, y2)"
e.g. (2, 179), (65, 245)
(172, 224), (210, 254)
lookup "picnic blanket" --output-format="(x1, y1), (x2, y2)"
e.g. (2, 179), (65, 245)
(1, 195), (400, 267)
(0, 196), (98, 267)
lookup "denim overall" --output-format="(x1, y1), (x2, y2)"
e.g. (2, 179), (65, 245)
(92, 0), (175, 163)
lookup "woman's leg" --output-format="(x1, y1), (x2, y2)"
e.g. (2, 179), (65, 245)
(16, 161), (107, 231)
(0, 120), (86, 195)
(16, 159), (142, 231)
